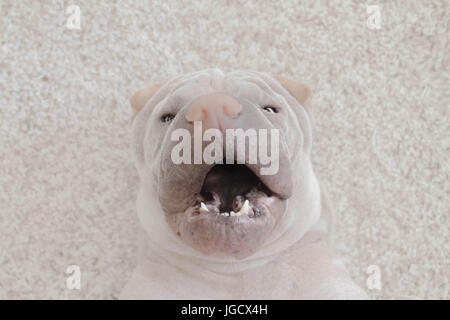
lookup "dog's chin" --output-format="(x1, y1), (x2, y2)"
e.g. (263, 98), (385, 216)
(166, 196), (286, 259)
(164, 164), (289, 259)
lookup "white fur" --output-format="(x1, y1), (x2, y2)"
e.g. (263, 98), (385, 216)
(121, 69), (368, 299)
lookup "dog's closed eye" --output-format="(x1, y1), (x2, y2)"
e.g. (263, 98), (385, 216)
(160, 113), (176, 123)
(263, 105), (279, 114)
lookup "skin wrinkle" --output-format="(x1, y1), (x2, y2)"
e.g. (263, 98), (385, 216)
(230, 72), (308, 157)
(123, 69), (368, 299)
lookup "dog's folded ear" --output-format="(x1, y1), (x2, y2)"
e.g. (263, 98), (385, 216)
(130, 81), (165, 112)
(274, 76), (312, 105)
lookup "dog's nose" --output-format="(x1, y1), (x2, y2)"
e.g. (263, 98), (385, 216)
(185, 93), (242, 129)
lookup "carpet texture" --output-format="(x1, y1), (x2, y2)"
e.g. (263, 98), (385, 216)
(0, 0), (448, 299)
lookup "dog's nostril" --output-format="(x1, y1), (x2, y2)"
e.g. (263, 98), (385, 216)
(185, 106), (203, 122)
(222, 103), (242, 117)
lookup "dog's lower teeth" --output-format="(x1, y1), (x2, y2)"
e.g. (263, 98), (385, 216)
(199, 198), (252, 218)
(200, 202), (209, 212)
(212, 199), (252, 218)
(239, 200), (249, 215)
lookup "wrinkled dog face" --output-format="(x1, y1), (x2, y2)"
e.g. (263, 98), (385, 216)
(132, 69), (313, 259)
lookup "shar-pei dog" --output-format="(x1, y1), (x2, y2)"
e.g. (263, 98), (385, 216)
(120, 69), (367, 299)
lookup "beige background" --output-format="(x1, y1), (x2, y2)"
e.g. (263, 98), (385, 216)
(0, 0), (448, 299)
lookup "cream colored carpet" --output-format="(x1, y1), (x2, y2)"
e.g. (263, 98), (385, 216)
(0, 0), (448, 299)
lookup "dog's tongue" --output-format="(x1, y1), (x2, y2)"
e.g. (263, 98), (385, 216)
(200, 165), (262, 212)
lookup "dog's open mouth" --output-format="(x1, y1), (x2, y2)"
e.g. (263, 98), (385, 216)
(185, 164), (281, 220)
(163, 155), (292, 257)
(167, 163), (289, 258)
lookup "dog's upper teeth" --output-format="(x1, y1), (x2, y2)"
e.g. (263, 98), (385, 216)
(230, 211), (236, 217)
(200, 202), (209, 212)
(239, 200), (249, 215)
